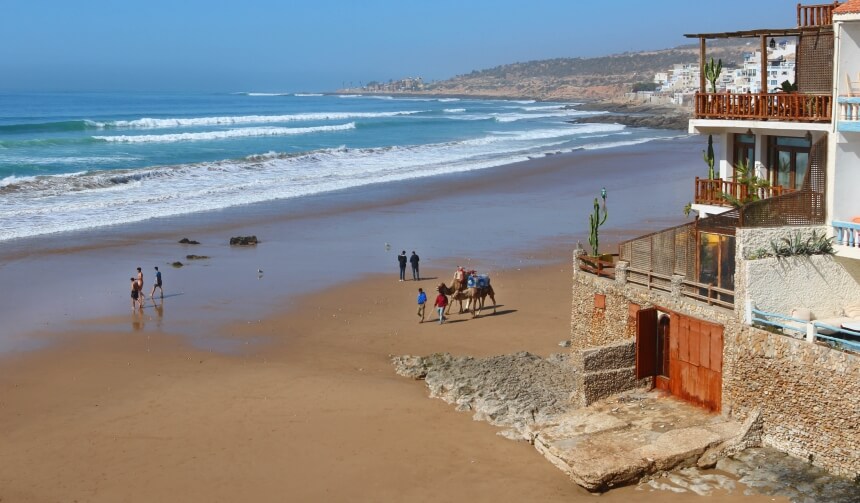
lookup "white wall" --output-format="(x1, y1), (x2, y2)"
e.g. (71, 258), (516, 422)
(837, 22), (860, 96)
(833, 140), (860, 222)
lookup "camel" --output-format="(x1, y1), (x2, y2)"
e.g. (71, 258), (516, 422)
(437, 281), (496, 318)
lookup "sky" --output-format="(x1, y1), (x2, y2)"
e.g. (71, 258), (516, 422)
(0, 0), (800, 93)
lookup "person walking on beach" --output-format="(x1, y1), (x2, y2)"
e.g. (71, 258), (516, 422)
(130, 277), (141, 310)
(136, 267), (145, 303)
(150, 266), (163, 299)
(417, 287), (427, 323)
(434, 289), (448, 324)
(398, 251), (407, 282)
(410, 251), (420, 281)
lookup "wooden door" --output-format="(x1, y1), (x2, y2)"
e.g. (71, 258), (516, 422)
(635, 308), (658, 380)
(669, 314), (723, 412)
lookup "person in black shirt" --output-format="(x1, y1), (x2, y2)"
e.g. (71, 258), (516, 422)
(398, 251), (407, 282)
(410, 251), (420, 281)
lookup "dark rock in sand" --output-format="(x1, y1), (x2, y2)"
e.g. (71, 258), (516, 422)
(171, 261), (184, 268)
(185, 254), (210, 260)
(230, 235), (259, 246)
(178, 238), (200, 244)
(569, 113), (688, 131)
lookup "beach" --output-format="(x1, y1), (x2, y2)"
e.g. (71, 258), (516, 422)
(0, 137), (788, 501)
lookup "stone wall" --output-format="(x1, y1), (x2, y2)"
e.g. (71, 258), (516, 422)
(723, 325), (860, 478)
(570, 340), (648, 407)
(571, 249), (860, 478)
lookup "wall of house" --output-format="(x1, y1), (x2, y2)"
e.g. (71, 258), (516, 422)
(832, 140), (860, 222)
(837, 21), (860, 96)
(735, 226), (860, 318)
(723, 325), (860, 478)
(572, 250), (860, 478)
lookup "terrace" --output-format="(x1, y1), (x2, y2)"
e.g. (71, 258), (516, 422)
(686, 3), (839, 123)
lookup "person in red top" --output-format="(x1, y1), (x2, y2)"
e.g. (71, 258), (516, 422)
(434, 290), (449, 324)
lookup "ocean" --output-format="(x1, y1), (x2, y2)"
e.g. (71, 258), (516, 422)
(0, 92), (681, 242)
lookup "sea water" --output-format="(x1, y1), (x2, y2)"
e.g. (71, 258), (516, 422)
(0, 92), (680, 242)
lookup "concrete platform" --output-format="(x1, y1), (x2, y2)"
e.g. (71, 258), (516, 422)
(533, 390), (748, 492)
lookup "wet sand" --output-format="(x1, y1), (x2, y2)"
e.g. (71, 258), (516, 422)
(0, 137), (786, 501)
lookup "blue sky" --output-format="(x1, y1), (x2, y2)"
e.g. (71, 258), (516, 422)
(0, 0), (798, 93)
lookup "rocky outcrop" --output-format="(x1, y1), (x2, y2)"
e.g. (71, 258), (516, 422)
(392, 352), (576, 440)
(229, 235), (258, 246)
(178, 238), (200, 244)
(185, 255), (210, 260)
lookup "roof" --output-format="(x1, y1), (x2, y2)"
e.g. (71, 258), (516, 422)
(684, 28), (819, 39)
(834, 0), (860, 13)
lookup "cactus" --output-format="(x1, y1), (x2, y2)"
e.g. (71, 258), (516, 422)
(588, 188), (608, 257)
(703, 134), (715, 180)
(704, 57), (722, 93)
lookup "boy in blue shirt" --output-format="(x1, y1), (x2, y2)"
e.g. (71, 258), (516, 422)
(150, 266), (163, 299)
(416, 288), (427, 323)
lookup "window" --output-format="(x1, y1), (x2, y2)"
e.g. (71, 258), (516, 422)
(732, 134), (755, 181)
(767, 136), (810, 190)
(699, 233), (735, 303)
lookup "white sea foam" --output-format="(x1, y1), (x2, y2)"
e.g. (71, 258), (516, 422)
(243, 92), (292, 96)
(294, 93), (323, 97)
(1, 155), (141, 165)
(437, 98), (460, 102)
(443, 108), (466, 113)
(98, 111), (421, 129)
(93, 123), (356, 143)
(492, 110), (603, 123)
(337, 94), (364, 98)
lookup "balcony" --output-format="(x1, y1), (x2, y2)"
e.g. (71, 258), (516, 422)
(833, 220), (860, 249)
(796, 2), (840, 28)
(694, 92), (832, 122)
(694, 178), (794, 207)
(837, 97), (860, 132)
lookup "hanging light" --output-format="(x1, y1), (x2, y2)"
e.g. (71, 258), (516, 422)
(769, 38), (777, 49)
(746, 128), (754, 136)
(805, 131), (813, 142)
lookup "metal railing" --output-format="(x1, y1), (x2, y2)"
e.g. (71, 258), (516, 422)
(694, 92), (833, 122)
(694, 177), (794, 207)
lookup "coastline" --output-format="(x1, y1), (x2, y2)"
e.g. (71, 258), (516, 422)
(1, 136), (773, 502)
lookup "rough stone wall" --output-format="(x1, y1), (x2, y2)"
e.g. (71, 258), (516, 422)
(571, 340), (649, 407)
(723, 325), (860, 478)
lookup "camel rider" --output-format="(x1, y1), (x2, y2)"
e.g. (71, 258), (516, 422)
(453, 266), (465, 289)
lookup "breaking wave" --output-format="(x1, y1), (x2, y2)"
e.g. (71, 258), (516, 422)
(93, 123), (356, 143)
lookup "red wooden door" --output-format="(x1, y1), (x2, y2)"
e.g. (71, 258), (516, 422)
(669, 314), (723, 412)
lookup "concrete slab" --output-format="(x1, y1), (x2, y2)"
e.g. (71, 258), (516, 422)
(534, 390), (744, 492)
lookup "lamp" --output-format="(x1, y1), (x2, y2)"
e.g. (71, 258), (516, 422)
(805, 131), (813, 142)
(769, 38), (776, 49)
(746, 128), (754, 136)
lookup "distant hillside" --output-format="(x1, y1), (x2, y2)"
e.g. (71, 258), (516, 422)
(358, 39), (753, 102)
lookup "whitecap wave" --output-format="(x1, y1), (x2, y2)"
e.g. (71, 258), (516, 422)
(437, 98), (460, 102)
(93, 123), (356, 143)
(97, 111), (421, 129)
(242, 92), (292, 96)
(294, 93), (323, 97)
(443, 108), (466, 113)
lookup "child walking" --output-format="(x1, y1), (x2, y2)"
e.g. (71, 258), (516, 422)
(434, 289), (448, 324)
(416, 288), (427, 323)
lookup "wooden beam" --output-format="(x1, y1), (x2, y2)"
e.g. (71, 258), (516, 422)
(760, 35), (768, 93)
(700, 37), (706, 93)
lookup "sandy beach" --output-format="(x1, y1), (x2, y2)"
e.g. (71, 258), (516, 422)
(0, 138), (788, 501)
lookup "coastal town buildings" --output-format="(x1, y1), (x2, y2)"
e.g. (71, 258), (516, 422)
(572, 1), (859, 480)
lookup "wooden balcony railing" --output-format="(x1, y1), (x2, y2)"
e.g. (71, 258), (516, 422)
(694, 177), (794, 206)
(797, 2), (840, 28)
(694, 92), (832, 122)
(578, 254), (618, 279)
